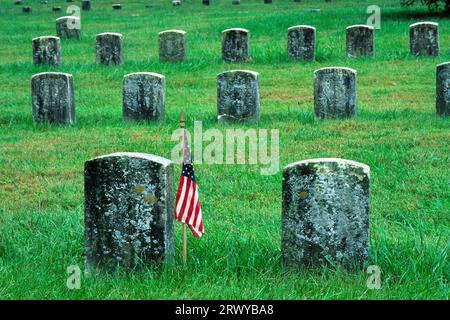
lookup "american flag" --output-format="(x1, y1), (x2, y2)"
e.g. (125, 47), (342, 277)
(174, 128), (204, 239)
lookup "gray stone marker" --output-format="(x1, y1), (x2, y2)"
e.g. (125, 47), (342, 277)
(32, 36), (61, 66)
(123, 72), (166, 122)
(158, 30), (186, 62)
(346, 25), (374, 58)
(112, 4), (122, 9)
(172, 0), (181, 6)
(314, 67), (357, 119)
(287, 25), (316, 61)
(82, 0), (91, 10)
(56, 16), (81, 40)
(222, 28), (249, 63)
(409, 22), (439, 57)
(84, 152), (174, 272)
(282, 158), (370, 269)
(203, 0), (211, 5)
(232, 0), (240, 4)
(217, 70), (260, 123)
(22, 6), (31, 12)
(264, 0), (273, 4)
(436, 62), (450, 116)
(96, 32), (124, 65)
(52, 6), (62, 12)
(31, 72), (75, 124)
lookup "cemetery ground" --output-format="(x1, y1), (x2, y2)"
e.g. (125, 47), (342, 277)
(0, 0), (449, 299)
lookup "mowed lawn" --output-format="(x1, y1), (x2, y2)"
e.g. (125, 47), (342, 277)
(0, 0), (449, 299)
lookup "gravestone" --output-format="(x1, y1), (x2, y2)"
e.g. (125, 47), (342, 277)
(123, 72), (166, 122)
(56, 16), (81, 40)
(282, 158), (370, 269)
(222, 28), (249, 63)
(172, 0), (181, 5)
(96, 33), (124, 65)
(52, 6), (62, 12)
(82, 0), (91, 11)
(22, 6), (31, 12)
(346, 25), (374, 58)
(314, 67), (357, 119)
(31, 72), (75, 124)
(15, 0), (22, 5)
(84, 152), (174, 272)
(232, 0), (240, 4)
(158, 30), (186, 62)
(217, 70), (260, 123)
(203, 0), (211, 5)
(287, 25), (316, 61)
(436, 62), (450, 116)
(409, 22), (439, 57)
(32, 36), (61, 66)
(264, 0), (273, 3)
(112, 4), (122, 9)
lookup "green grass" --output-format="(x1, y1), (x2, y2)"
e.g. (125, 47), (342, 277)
(0, 0), (449, 299)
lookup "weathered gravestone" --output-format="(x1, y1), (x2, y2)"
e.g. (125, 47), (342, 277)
(15, 0), (22, 5)
(203, 0), (211, 5)
(287, 25), (316, 61)
(232, 0), (240, 4)
(282, 158), (370, 269)
(31, 72), (75, 124)
(96, 33), (124, 65)
(314, 67), (357, 119)
(436, 62), (450, 116)
(158, 30), (186, 62)
(172, 0), (181, 6)
(52, 6), (62, 12)
(112, 4), (122, 9)
(264, 0), (273, 4)
(82, 0), (91, 11)
(217, 70), (260, 123)
(56, 16), (81, 40)
(222, 28), (249, 63)
(409, 22), (439, 57)
(84, 152), (174, 272)
(32, 36), (61, 66)
(123, 72), (166, 123)
(346, 25), (374, 58)
(22, 6), (31, 12)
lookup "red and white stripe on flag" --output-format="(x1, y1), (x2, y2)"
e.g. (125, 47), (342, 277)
(175, 174), (204, 239)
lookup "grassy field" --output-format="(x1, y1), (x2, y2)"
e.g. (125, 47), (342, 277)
(0, 0), (449, 299)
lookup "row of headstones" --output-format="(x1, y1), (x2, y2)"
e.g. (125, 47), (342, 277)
(30, 63), (450, 125)
(41, 20), (442, 66)
(85, 153), (369, 271)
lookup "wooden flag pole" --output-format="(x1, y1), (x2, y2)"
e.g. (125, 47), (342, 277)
(180, 109), (187, 266)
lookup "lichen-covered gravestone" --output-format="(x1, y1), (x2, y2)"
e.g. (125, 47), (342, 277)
(409, 22), (439, 57)
(314, 67), (357, 119)
(287, 25), (316, 61)
(222, 28), (249, 63)
(31, 72), (75, 124)
(81, 0), (91, 10)
(96, 33), (124, 65)
(158, 30), (186, 62)
(217, 70), (260, 123)
(32, 36), (61, 66)
(346, 25), (374, 58)
(123, 72), (166, 122)
(436, 62), (450, 116)
(282, 158), (370, 269)
(84, 152), (174, 272)
(56, 16), (81, 40)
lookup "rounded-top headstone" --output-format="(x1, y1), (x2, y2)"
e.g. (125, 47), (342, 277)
(158, 30), (187, 62)
(287, 25), (316, 61)
(112, 4), (122, 9)
(31, 72), (75, 125)
(282, 158), (370, 269)
(123, 72), (166, 123)
(84, 152), (174, 272)
(222, 28), (250, 63)
(217, 70), (260, 123)
(95, 32), (124, 65)
(172, 0), (181, 6)
(22, 6), (31, 12)
(346, 25), (374, 58)
(314, 67), (357, 119)
(436, 62), (450, 116)
(202, 0), (211, 5)
(32, 36), (61, 66)
(56, 16), (81, 40)
(409, 22), (439, 57)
